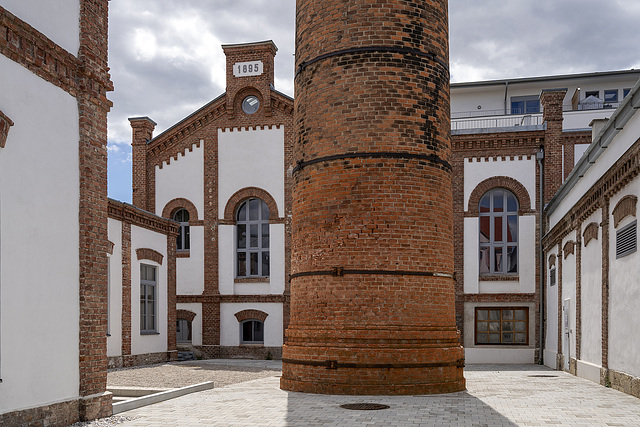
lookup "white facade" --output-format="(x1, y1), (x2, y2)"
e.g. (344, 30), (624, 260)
(0, 53), (81, 412)
(220, 303), (283, 347)
(155, 142), (205, 217)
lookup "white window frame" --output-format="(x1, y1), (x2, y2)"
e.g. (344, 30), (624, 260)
(236, 198), (270, 277)
(140, 264), (157, 334)
(240, 319), (264, 344)
(479, 188), (519, 275)
(173, 209), (190, 252)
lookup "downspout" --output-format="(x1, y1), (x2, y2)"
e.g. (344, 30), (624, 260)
(537, 146), (545, 365)
(504, 81), (509, 115)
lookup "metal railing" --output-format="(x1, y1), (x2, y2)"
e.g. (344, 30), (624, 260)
(451, 114), (543, 131)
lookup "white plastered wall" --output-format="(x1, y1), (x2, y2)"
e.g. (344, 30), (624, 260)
(579, 210), (602, 369)
(608, 178), (640, 379)
(561, 231), (577, 367)
(0, 1), (80, 54)
(107, 218), (123, 357)
(545, 246), (559, 369)
(463, 302), (536, 364)
(218, 126), (285, 218)
(176, 226), (204, 295)
(0, 55), (80, 412)
(130, 225), (168, 356)
(177, 303), (202, 346)
(220, 303), (283, 347)
(219, 224), (285, 295)
(574, 144), (590, 166)
(155, 143), (204, 218)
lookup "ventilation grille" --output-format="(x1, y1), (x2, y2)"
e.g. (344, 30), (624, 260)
(549, 268), (556, 287)
(616, 220), (637, 259)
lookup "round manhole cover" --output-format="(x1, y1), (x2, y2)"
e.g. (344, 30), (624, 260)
(528, 375), (558, 378)
(340, 403), (390, 411)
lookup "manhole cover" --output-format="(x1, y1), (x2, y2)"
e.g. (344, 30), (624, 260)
(528, 375), (558, 378)
(340, 403), (390, 411)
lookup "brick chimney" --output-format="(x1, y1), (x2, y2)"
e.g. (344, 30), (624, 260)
(540, 89), (567, 201)
(129, 116), (156, 211)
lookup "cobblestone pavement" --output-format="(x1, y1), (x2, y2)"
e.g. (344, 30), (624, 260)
(97, 362), (640, 426)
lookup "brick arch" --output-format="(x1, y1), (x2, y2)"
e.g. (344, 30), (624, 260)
(233, 86), (265, 116)
(136, 248), (164, 264)
(223, 187), (279, 222)
(467, 176), (532, 216)
(583, 222), (599, 247)
(162, 197), (199, 221)
(177, 309), (196, 322)
(234, 309), (269, 323)
(548, 254), (556, 268)
(563, 240), (575, 259)
(612, 195), (637, 228)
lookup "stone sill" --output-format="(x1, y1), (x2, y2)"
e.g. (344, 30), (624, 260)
(479, 275), (519, 282)
(235, 277), (270, 284)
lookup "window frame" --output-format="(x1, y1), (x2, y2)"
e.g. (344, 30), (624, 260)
(140, 264), (158, 334)
(240, 319), (264, 344)
(510, 95), (540, 115)
(236, 198), (270, 278)
(479, 188), (519, 275)
(474, 307), (529, 346)
(173, 208), (190, 252)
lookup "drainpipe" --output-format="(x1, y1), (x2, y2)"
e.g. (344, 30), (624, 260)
(537, 146), (545, 365)
(504, 81), (509, 115)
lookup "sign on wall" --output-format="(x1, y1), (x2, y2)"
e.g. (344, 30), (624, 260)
(234, 61), (263, 77)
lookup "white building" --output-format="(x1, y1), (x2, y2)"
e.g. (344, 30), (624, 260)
(0, 1), (113, 424)
(129, 41), (293, 359)
(543, 78), (640, 397)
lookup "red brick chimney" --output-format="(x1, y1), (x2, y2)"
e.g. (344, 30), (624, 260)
(129, 116), (156, 211)
(281, 0), (465, 395)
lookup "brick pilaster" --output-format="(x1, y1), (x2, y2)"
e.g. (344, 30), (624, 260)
(121, 222), (132, 359)
(129, 117), (156, 211)
(601, 200), (610, 372)
(540, 89), (567, 202)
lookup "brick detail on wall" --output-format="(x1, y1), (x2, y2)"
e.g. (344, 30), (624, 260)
(136, 248), (164, 264)
(177, 309), (197, 322)
(562, 240), (575, 259)
(130, 117), (156, 212)
(601, 200), (610, 371)
(234, 309), (269, 323)
(548, 253), (556, 267)
(121, 222), (132, 358)
(557, 243), (563, 358)
(466, 175), (533, 216)
(583, 222), (599, 246)
(0, 108), (14, 148)
(575, 227), (582, 360)
(222, 186), (281, 223)
(166, 233), (177, 360)
(161, 197), (202, 224)
(612, 195), (637, 228)
(108, 199), (179, 235)
(540, 89), (567, 203)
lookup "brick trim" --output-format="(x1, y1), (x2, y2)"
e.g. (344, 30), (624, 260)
(463, 293), (536, 303)
(121, 222), (132, 358)
(177, 309), (197, 322)
(601, 201), (610, 370)
(563, 240), (575, 259)
(177, 294), (286, 304)
(223, 187), (280, 221)
(548, 254), (556, 268)
(136, 248), (164, 265)
(466, 176), (532, 216)
(161, 197), (200, 222)
(583, 222), (599, 247)
(234, 309), (269, 323)
(108, 198), (179, 236)
(612, 195), (637, 228)
(0, 108), (14, 148)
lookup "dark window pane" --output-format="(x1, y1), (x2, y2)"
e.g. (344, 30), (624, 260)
(489, 310), (500, 321)
(261, 200), (270, 220)
(477, 310), (488, 321)
(249, 199), (259, 220)
(515, 333), (527, 343)
(140, 314), (145, 330)
(488, 333), (500, 344)
(477, 322), (488, 332)
(515, 321), (527, 332)
(511, 100), (524, 115)
(479, 247), (490, 273)
(237, 252), (246, 277)
(507, 216), (517, 242)
(480, 194), (490, 213)
(479, 217), (490, 243)
(494, 247), (503, 273)
(250, 225), (258, 247)
(503, 310), (513, 320)
(242, 321), (253, 342)
(176, 231), (182, 250)
(515, 309), (527, 321)
(262, 224), (269, 248)
(237, 225), (246, 249)
(237, 202), (247, 221)
(525, 100), (540, 114)
(262, 252), (270, 276)
(494, 216), (503, 242)
(507, 194), (517, 212)
(493, 190), (504, 212)
(254, 321), (264, 342)
(502, 332), (514, 343)
(477, 333), (488, 344)
(507, 246), (518, 273)
(250, 253), (258, 275)
(503, 322), (513, 332)
(184, 226), (190, 250)
(488, 322), (500, 332)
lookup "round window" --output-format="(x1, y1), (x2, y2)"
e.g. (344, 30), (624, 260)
(241, 95), (260, 115)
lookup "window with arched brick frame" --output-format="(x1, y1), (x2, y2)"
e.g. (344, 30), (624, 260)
(478, 188), (519, 275)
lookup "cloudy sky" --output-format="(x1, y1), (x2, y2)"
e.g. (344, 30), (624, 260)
(107, 0), (640, 202)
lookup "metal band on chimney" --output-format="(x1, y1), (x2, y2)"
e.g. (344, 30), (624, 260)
(295, 45), (450, 77)
(292, 152), (452, 175)
(290, 268), (454, 280)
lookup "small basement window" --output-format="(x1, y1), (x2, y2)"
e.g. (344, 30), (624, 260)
(616, 220), (637, 259)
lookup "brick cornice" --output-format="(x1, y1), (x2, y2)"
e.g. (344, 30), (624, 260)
(108, 199), (179, 236)
(0, 108), (14, 148)
(136, 248), (164, 265)
(452, 131), (543, 152)
(563, 131), (591, 145)
(177, 294), (286, 304)
(0, 6), (113, 104)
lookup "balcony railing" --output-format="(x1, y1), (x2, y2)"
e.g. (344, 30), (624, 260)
(451, 114), (544, 131)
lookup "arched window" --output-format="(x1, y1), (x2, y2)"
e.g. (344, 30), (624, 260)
(479, 189), (518, 274)
(241, 319), (264, 344)
(236, 198), (269, 277)
(173, 209), (190, 251)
